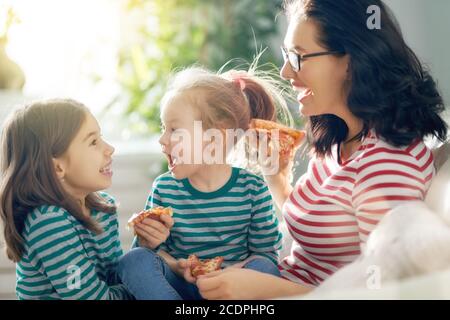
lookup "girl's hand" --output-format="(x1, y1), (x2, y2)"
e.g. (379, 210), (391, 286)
(196, 268), (267, 300)
(175, 258), (197, 284)
(135, 214), (174, 250)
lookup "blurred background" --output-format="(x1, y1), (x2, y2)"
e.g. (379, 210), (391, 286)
(0, 0), (449, 299)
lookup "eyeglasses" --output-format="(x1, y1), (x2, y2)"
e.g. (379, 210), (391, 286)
(281, 46), (344, 72)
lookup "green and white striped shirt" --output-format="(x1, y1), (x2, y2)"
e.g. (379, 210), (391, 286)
(16, 193), (131, 300)
(144, 167), (283, 266)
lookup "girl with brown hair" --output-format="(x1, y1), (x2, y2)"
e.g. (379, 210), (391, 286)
(0, 99), (139, 299)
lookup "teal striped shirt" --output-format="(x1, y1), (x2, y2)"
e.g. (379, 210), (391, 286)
(142, 167), (282, 266)
(16, 192), (131, 300)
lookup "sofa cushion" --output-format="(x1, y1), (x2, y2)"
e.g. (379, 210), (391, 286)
(431, 141), (450, 172)
(297, 267), (450, 299)
(425, 143), (450, 222)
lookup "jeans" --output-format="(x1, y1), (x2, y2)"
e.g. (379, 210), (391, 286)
(117, 247), (281, 300)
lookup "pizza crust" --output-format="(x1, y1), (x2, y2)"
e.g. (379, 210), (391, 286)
(249, 119), (305, 156)
(188, 254), (224, 277)
(127, 206), (173, 229)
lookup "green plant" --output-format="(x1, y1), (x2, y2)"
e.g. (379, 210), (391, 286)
(113, 0), (286, 134)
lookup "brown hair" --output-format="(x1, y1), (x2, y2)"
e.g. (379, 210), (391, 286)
(162, 67), (291, 130)
(0, 99), (116, 262)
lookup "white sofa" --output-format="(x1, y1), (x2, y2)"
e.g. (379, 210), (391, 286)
(280, 142), (450, 299)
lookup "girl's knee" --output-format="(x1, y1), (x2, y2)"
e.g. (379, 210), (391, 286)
(118, 247), (158, 274)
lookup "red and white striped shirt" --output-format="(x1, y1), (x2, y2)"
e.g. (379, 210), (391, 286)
(279, 129), (434, 286)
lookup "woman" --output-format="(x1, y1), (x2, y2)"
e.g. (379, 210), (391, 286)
(195, 0), (448, 299)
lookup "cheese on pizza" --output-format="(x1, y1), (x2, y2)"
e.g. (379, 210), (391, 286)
(127, 206), (173, 229)
(188, 254), (224, 277)
(249, 119), (305, 156)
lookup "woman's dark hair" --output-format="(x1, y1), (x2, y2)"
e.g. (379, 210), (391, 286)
(0, 99), (116, 262)
(284, 0), (448, 157)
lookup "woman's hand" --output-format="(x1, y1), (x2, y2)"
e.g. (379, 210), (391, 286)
(196, 267), (312, 300)
(196, 268), (269, 300)
(247, 131), (295, 179)
(135, 214), (174, 250)
(250, 131), (301, 209)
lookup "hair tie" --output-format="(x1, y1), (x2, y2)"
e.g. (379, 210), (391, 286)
(229, 71), (247, 91)
(234, 77), (246, 91)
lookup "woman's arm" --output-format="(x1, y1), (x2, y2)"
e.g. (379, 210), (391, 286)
(353, 148), (433, 243)
(263, 150), (296, 210)
(259, 133), (304, 210)
(246, 181), (283, 265)
(264, 173), (293, 211)
(196, 268), (312, 299)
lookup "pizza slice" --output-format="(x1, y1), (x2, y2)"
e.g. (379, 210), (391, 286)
(188, 254), (201, 269)
(188, 254), (224, 277)
(127, 206), (173, 229)
(249, 119), (306, 156)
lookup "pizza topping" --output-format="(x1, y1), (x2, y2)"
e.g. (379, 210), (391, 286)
(249, 119), (305, 156)
(188, 254), (224, 277)
(127, 206), (173, 229)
